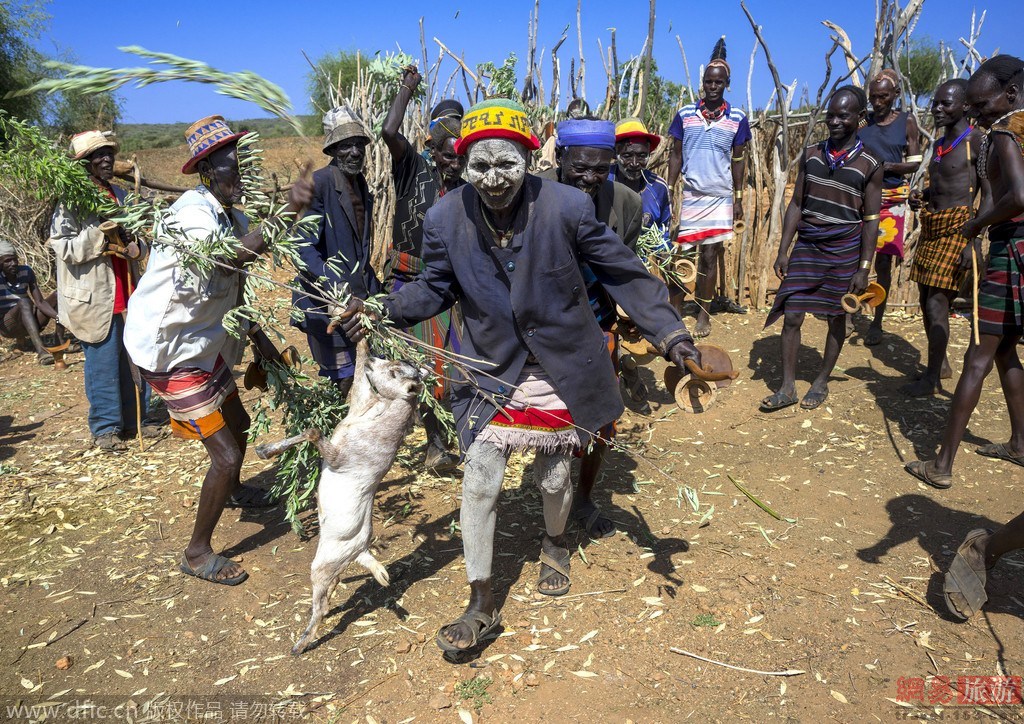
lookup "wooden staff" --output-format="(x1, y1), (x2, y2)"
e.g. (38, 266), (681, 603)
(967, 140), (980, 346)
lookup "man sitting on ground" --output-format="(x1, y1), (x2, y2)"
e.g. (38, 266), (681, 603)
(0, 238), (59, 364)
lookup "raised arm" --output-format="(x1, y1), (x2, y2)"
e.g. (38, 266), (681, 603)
(381, 67), (421, 163)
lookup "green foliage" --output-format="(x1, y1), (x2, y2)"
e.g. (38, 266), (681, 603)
(14, 46), (301, 134)
(477, 53), (520, 100)
(455, 676), (493, 709)
(691, 613), (721, 628)
(116, 117), (305, 154)
(49, 88), (121, 139)
(607, 58), (690, 132)
(898, 36), (943, 101)
(0, 1), (49, 124)
(0, 111), (113, 216)
(250, 368), (351, 534)
(305, 49), (362, 132)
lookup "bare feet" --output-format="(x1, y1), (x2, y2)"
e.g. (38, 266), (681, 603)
(864, 325), (883, 346)
(693, 313), (711, 339)
(941, 356), (953, 380)
(574, 500), (616, 538)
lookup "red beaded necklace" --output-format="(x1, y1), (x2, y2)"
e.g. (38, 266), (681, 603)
(934, 126), (973, 163)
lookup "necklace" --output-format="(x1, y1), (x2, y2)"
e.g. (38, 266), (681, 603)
(934, 126), (973, 163)
(978, 109), (1024, 180)
(824, 138), (862, 172)
(481, 203), (514, 247)
(698, 99), (727, 124)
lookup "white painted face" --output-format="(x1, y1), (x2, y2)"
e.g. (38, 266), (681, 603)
(465, 138), (528, 211)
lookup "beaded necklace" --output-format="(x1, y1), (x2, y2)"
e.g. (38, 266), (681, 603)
(698, 99), (727, 123)
(824, 138), (863, 172)
(934, 125), (973, 163)
(978, 109), (1024, 180)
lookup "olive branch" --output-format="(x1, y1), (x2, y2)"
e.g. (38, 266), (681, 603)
(9, 46), (303, 135)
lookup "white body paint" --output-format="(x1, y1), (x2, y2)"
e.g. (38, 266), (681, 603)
(256, 340), (423, 655)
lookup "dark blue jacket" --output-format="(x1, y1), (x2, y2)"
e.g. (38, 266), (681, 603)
(293, 162), (382, 338)
(382, 175), (691, 453)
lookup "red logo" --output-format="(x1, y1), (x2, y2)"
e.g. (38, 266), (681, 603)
(896, 676), (1022, 706)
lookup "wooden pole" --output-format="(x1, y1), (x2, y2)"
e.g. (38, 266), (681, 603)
(967, 140), (980, 346)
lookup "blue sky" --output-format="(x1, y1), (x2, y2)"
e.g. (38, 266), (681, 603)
(35, 0), (1017, 125)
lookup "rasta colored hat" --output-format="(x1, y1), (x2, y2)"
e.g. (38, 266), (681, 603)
(322, 104), (371, 154)
(181, 116), (246, 174)
(614, 117), (661, 151)
(556, 119), (616, 150)
(69, 130), (118, 160)
(454, 98), (540, 155)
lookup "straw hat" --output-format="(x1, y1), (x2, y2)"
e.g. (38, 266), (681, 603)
(69, 130), (118, 160)
(181, 115), (246, 174)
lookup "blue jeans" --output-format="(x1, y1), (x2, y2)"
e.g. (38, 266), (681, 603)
(81, 314), (151, 437)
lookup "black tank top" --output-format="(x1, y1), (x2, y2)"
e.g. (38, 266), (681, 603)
(859, 112), (908, 188)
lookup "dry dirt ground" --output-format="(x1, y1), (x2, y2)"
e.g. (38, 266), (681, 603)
(3, 296), (1024, 723)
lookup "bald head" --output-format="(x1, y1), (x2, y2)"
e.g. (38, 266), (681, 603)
(931, 80), (969, 129)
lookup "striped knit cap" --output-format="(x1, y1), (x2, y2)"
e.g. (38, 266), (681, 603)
(454, 98), (540, 155)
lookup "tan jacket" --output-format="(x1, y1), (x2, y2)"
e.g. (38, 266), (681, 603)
(49, 186), (143, 344)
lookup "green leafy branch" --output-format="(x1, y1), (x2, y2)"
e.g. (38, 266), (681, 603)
(0, 111), (115, 217)
(9, 46), (302, 135)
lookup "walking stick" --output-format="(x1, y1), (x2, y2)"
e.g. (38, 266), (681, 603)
(971, 246), (980, 345)
(966, 140), (981, 346)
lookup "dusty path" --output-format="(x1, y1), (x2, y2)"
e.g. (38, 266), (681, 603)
(2, 306), (1022, 722)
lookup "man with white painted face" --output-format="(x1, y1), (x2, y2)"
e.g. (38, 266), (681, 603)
(292, 105), (382, 396)
(341, 99), (700, 656)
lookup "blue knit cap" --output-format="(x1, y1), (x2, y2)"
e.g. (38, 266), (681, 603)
(556, 119), (616, 150)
